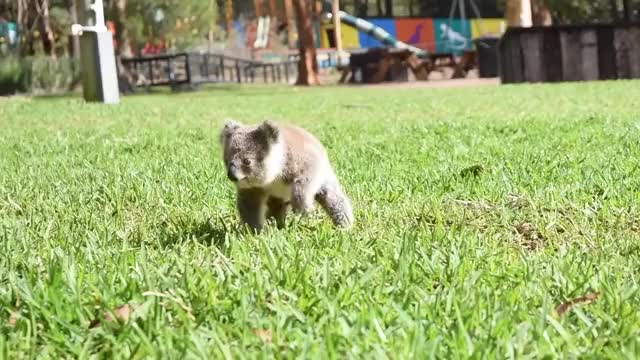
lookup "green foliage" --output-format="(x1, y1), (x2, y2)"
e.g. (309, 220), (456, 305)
(543, 0), (613, 23)
(1, 82), (640, 356)
(0, 56), (80, 95)
(25, 56), (80, 94)
(49, 4), (73, 55)
(115, 0), (224, 51)
(540, 0), (640, 23)
(0, 56), (28, 95)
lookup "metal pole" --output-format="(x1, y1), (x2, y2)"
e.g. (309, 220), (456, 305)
(469, 0), (488, 36)
(460, 0), (467, 40)
(332, 0), (343, 53)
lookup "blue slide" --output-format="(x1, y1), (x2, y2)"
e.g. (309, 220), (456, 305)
(321, 2), (429, 56)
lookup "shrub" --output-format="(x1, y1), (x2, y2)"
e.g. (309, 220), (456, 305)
(26, 56), (81, 95)
(0, 56), (81, 96)
(0, 56), (29, 96)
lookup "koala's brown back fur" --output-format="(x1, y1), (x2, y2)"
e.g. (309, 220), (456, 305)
(278, 124), (330, 182)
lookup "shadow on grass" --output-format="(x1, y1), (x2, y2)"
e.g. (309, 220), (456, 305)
(29, 83), (300, 103)
(119, 83), (282, 98)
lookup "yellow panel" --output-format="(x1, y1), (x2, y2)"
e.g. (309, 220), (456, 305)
(320, 24), (330, 48)
(340, 24), (360, 49)
(470, 18), (506, 39)
(319, 23), (361, 49)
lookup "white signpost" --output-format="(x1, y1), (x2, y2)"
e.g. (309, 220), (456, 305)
(71, 0), (120, 104)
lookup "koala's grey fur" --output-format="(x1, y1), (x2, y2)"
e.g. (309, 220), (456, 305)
(219, 120), (354, 232)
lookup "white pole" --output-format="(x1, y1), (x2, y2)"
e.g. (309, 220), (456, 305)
(332, 0), (343, 64)
(520, 0), (533, 27)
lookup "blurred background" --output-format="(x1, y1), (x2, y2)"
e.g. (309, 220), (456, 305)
(1, 0), (639, 94)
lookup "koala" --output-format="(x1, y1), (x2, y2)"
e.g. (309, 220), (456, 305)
(219, 119), (354, 232)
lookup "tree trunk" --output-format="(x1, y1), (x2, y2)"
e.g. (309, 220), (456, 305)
(17, 0), (24, 34)
(115, 0), (133, 57)
(18, 0), (38, 56)
(623, 0), (632, 22)
(17, 0), (24, 54)
(505, 0), (532, 27)
(609, 0), (618, 22)
(68, 0), (81, 58)
(531, 0), (552, 26)
(269, 0), (278, 18)
(37, 0), (57, 58)
(292, 0), (319, 85)
(505, 0), (520, 27)
(224, 0), (233, 37)
(384, 0), (392, 17)
(283, 0), (296, 48)
(355, 0), (368, 17)
(254, 0), (264, 17)
(22, 0), (36, 56)
(113, 0), (135, 94)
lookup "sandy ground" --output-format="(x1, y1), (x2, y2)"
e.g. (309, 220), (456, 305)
(346, 77), (500, 89)
(318, 68), (501, 89)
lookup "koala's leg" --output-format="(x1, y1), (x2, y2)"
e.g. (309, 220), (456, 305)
(291, 178), (316, 215)
(315, 181), (354, 229)
(236, 188), (266, 232)
(266, 197), (289, 229)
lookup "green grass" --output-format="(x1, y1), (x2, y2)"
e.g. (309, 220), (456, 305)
(1, 81), (640, 358)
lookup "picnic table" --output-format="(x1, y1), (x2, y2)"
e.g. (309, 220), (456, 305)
(338, 48), (477, 84)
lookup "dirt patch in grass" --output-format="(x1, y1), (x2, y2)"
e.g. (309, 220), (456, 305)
(514, 222), (547, 250)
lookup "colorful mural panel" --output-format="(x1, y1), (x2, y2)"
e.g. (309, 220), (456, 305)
(433, 18), (473, 54)
(470, 18), (506, 39)
(314, 17), (506, 53)
(319, 23), (361, 49)
(357, 19), (397, 49)
(395, 18), (436, 52)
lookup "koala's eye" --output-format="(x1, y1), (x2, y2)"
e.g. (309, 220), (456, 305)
(242, 158), (252, 166)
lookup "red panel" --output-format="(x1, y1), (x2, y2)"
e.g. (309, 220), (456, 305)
(395, 18), (435, 52)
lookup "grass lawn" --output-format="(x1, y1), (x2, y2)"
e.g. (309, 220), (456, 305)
(1, 81), (640, 358)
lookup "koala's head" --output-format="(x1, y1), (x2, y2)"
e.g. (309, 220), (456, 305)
(219, 119), (283, 187)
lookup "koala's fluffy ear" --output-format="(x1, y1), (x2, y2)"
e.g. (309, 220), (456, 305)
(219, 119), (241, 144)
(258, 121), (280, 144)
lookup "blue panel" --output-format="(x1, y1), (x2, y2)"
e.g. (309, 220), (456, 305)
(357, 18), (397, 48)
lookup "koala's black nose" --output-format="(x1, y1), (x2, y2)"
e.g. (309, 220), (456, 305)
(227, 169), (238, 182)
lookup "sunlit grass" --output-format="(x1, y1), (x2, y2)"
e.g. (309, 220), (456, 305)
(1, 81), (640, 358)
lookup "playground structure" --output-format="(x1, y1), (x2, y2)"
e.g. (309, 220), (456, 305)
(325, 4), (428, 57)
(118, 0), (506, 89)
(113, 2), (640, 91)
(266, 0), (500, 83)
(244, 0), (505, 83)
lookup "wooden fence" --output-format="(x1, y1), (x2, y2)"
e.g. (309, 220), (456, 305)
(119, 52), (299, 90)
(499, 23), (640, 83)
